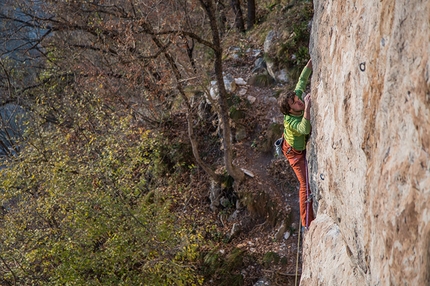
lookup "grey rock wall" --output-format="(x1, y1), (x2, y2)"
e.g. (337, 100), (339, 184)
(302, 0), (430, 285)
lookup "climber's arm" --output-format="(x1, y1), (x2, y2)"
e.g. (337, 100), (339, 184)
(295, 59), (312, 99)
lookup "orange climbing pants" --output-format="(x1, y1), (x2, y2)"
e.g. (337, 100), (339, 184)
(282, 139), (314, 228)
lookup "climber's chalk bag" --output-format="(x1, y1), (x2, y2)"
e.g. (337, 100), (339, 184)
(274, 137), (283, 157)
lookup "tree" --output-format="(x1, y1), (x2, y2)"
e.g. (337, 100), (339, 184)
(1, 0), (246, 181)
(247, 0), (256, 30)
(0, 106), (204, 285)
(198, 0), (245, 182)
(230, 0), (245, 32)
(0, 0), (249, 283)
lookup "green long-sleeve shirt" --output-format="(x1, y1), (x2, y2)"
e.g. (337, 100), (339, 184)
(283, 66), (312, 151)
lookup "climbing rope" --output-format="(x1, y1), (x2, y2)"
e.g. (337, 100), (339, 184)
(305, 156), (310, 229)
(295, 217), (301, 286)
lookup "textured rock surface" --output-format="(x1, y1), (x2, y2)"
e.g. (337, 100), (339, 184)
(303, 0), (430, 285)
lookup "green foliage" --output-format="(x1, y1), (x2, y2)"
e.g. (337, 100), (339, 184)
(296, 46), (310, 66)
(279, 20), (311, 68)
(292, 22), (309, 43)
(0, 96), (203, 285)
(200, 247), (245, 286)
(265, 2), (278, 11)
(248, 73), (276, 87)
(227, 94), (242, 107)
(229, 106), (246, 120)
(259, 1), (313, 88)
(262, 251), (280, 267)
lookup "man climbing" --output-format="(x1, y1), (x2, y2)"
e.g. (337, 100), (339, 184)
(277, 59), (314, 231)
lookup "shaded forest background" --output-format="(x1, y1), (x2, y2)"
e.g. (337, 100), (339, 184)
(0, 0), (313, 285)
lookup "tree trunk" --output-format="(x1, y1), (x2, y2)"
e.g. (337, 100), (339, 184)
(247, 0), (256, 30)
(230, 0), (245, 33)
(215, 0), (227, 37)
(142, 21), (223, 183)
(199, 0), (245, 183)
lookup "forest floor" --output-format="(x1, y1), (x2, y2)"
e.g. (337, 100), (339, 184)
(168, 2), (315, 284)
(225, 59), (305, 285)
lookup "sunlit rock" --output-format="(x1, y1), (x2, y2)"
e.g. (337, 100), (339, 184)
(302, 1), (430, 285)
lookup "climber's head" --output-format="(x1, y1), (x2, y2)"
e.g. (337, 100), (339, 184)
(278, 90), (305, 115)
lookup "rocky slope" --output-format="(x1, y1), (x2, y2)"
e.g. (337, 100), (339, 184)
(302, 0), (430, 285)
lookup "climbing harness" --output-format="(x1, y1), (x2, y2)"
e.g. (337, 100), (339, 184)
(282, 141), (303, 156)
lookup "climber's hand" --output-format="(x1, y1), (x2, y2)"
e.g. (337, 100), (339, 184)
(304, 93), (311, 109)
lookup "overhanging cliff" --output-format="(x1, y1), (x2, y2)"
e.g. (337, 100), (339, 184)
(303, 0), (430, 284)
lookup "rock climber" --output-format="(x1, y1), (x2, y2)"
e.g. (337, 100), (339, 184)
(277, 59), (314, 231)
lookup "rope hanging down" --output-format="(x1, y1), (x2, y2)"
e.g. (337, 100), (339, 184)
(295, 217), (301, 286)
(305, 157), (310, 229)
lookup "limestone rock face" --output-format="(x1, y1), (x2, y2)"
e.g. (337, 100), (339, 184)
(303, 0), (430, 285)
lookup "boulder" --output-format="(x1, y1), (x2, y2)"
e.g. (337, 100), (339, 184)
(206, 74), (237, 104)
(263, 30), (290, 83)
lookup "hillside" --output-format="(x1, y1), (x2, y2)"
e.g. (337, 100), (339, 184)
(0, 1), (318, 285)
(165, 2), (316, 284)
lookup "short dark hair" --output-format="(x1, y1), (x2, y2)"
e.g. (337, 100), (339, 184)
(277, 90), (296, 115)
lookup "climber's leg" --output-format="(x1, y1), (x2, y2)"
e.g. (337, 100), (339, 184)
(282, 140), (314, 228)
